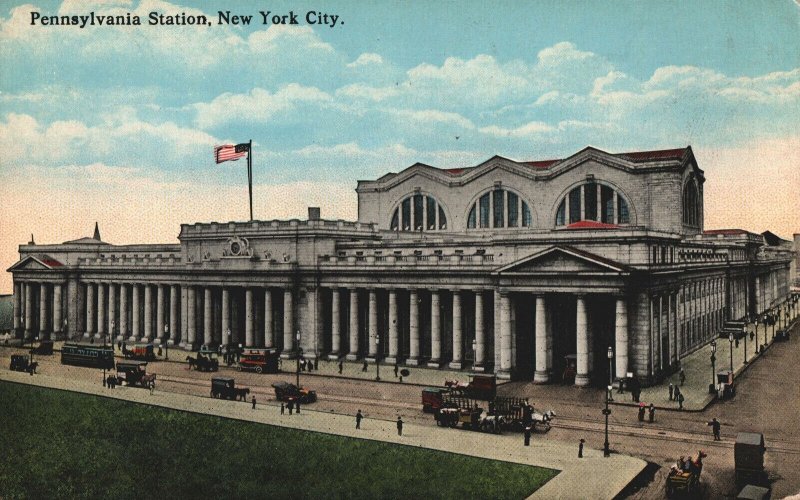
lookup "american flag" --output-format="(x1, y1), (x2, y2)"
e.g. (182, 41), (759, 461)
(214, 143), (250, 163)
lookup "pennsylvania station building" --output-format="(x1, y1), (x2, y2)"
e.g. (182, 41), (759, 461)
(8, 146), (794, 385)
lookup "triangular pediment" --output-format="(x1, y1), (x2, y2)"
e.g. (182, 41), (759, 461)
(494, 246), (628, 275)
(7, 255), (64, 272)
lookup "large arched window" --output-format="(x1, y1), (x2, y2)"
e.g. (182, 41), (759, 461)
(466, 188), (532, 229)
(554, 181), (630, 226)
(389, 193), (448, 231)
(682, 178), (700, 227)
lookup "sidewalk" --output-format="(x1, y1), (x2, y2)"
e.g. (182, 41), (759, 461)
(0, 368), (645, 500)
(613, 318), (797, 412)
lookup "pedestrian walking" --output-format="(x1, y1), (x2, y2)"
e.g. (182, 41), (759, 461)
(362, 361), (368, 372)
(394, 364), (399, 378)
(524, 426), (531, 446)
(252, 396), (257, 410)
(288, 400), (294, 415)
(637, 403), (646, 422)
(669, 383), (674, 401)
(281, 402), (285, 415)
(338, 360), (343, 374)
(678, 391), (685, 410)
(578, 439), (585, 458)
(679, 368), (686, 386)
(648, 403), (655, 423)
(397, 416), (403, 436)
(708, 418), (721, 440)
(356, 409), (363, 429)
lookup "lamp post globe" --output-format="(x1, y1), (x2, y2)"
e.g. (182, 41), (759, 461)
(607, 346), (614, 401)
(472, 338), (477, 371)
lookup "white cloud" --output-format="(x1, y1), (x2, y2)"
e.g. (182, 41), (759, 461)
(480, 121), (554, 138)
(194, 85), (332, 129)
(347, 52), (383, 68)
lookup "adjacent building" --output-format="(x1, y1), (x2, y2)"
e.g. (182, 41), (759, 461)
(7, 146), (794, 385)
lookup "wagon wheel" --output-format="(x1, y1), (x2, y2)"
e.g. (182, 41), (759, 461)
(255, 366), (263, 374)
(449, 419), (458, 428)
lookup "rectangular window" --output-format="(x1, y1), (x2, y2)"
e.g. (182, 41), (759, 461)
(493, 189), (504, 228)
(401, 198), (411, 230)
(618, 194), (630, 223)
(507, 192), (518, 227)
(426, 197), (436, 230)
(584, 183), (597, 221)
(413, 195), (423, 230)
(601, 185), (614, 223)
(568, 189), (581, 223)
(479, 193), (490, 228)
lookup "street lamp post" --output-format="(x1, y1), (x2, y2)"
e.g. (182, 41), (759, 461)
(602, 385), (612, 457)
(709, 340), (717, 394)
(772, 309), (777, 340)
(375, 335), (381, 381)
(472, 338), (477, 371)
(607, 346), (614, 402)
(762, 314), (768, 349)
(163, 324), (169, 360)
(226, 328), (231, 365)
(728, 331), (734, 373)
(742, 322), (747, 365)
(295, 331), (302, 387)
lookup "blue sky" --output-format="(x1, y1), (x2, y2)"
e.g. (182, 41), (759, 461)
(0, 0), (799, 292)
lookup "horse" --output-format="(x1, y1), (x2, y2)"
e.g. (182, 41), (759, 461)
(142, 373), (157, 389)
(186, 356), (197, 370)
(479, 413), (506, 433)
(235, 387), (250, 401)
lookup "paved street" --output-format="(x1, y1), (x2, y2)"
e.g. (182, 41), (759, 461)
(2, 317), (798, 498)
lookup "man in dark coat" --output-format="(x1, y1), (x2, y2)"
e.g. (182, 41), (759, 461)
(578, 439), (585, 458)
(356, 409), (363, 429)
(396, 416), (403, 436)
(708, 418), (721, 440)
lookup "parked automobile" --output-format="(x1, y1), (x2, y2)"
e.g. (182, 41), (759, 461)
(272, 381), (317, 404)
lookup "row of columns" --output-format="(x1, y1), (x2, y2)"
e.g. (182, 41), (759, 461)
(331, 288), (486, 368)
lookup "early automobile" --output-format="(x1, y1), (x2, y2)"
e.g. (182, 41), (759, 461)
(115, 360), (156, 388)
(31, 341), (54, 355)
(211, 376), (250, 401)
(122, 342), (155, 361)
(238, 348), (280, 374)
(735, 432), (767, 488)
(272, 381), (317, 404)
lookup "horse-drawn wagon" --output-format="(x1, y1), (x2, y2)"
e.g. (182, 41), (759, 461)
(666, 451), (707, 497)
(186, 349), (220, 372)
(10, 354), (37, 374)
(211, 376), (250, 401)
(115, 360), (156, 388)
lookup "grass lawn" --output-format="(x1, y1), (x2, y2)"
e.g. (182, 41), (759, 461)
(0, 382), (557, 499)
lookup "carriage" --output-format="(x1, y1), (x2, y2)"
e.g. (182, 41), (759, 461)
(115, 360), (156, 388)
(31, 341), (54, 355)
(666, 451), (707, 497)
(237, 348), (280, 374)
(186, 349), (220, 372)
(716, 371), (736, 400)
(10, 354), (37, 374)
(211, 376), (250, 401)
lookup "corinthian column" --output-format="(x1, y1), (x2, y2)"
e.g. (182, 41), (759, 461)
(346, 289), (359, 360)
(449, 291), (463, 369)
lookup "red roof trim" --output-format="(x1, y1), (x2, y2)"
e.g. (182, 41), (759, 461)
(564, 220), (620, 230)
(615, 148), (688, 162)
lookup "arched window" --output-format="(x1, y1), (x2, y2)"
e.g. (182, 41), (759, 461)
(554, 181), (631, 226)
(466, 188), (532, 229)
(682, 178), (700, 227)
(389, 193), (448, 231)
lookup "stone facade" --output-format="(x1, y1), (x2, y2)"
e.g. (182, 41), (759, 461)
(7, 146), (795, 385)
